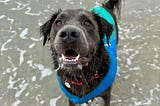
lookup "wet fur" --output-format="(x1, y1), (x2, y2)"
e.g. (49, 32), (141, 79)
(40, 0), (121, 105)
(57, 42), (110, 97)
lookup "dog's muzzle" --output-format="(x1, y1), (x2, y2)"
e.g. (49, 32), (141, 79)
(58, 25), (81, 44)
(55, 25), (90, 69)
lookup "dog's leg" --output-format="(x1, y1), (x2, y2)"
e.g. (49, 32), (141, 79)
(68, 100), (75, 106)
(100, 86), (112, 106)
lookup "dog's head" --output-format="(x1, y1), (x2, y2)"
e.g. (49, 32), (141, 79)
(40, 9), (113, 70)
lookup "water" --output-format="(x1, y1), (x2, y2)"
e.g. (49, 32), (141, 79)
(0, 0), (160, 106)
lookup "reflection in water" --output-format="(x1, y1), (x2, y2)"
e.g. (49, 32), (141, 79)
(0, 0), (160, 106)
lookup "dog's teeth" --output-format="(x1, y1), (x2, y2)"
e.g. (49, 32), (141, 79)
(61, 54), (80, 63)
(75, 54), (80, 61)
(62, 54), (65, 60)
(62, 54), (68, 62)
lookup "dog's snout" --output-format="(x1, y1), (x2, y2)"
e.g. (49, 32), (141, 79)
(59, 27), (80, 43)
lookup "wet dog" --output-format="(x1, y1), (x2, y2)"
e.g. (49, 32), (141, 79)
(40, 0), (121, 105)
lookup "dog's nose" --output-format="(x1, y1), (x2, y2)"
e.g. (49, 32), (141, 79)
(59, 27), (80, 43)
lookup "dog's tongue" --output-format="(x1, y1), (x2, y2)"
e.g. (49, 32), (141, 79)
(64, 54), (77, 59)
(59, 49), (81, 64)
(61, 54), (80, 64)
(64, 49), (79, 59)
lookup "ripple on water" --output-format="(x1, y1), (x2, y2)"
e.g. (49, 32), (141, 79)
(0, 0), (160, 106)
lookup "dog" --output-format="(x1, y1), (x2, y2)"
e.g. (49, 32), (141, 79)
(40, 0), (121, 105)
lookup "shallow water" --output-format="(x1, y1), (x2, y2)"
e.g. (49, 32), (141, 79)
(0, 0), (160, 106)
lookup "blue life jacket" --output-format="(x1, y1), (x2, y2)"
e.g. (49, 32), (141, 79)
(56, 6), (117, 104)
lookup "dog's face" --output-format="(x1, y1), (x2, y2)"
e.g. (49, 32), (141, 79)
(40, 9), (113, 70)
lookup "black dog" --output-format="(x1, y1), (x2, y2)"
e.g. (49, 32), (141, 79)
(40, 0), (121, 105)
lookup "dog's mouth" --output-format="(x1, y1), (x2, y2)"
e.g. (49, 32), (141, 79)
(60, 49), (80, 64)
(59, 49), (91, 67)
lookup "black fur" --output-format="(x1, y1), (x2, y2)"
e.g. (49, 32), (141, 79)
(40, 0), (121, 106)
(57, 41), (110, 97)
(40, 11), (60, 46)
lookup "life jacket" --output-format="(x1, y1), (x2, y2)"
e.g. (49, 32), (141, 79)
(56, 6), (117, 104)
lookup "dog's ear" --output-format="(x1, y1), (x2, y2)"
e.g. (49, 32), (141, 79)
(40, 11), (60, 46)
(94, 13), (113, 45)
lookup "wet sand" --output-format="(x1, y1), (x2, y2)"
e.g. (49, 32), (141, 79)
(0, 0), (160, 106)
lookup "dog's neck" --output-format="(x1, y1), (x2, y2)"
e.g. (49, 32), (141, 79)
(71, 70), (101, 86)
(57, 65), (103, 97)
(57, 45), (110, 97)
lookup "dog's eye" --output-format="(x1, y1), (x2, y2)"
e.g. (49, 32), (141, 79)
(55, 20), (62, 26)
(83, 20), (92, 26)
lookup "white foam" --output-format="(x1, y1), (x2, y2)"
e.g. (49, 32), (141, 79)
(66, 0), (74, 4)
(38, 21), (43, 26)
(66, 0), (72, 2)
(147, 63), (160, 70)
(1, 31), (16, 55)
(30, 37), (42, 41)
(129, 50), (139, 60)
(40, 68), (52, 79)
(25, 7), (41, 16)
(11, 99), (21, 106)
(29, 43), (35, 48)
(153, 48), (159, 58)
(27, 61), (53, 79)
(50, 95), (61, 106)
(8, 75), (18, 90)
(136, 72), (143, 77)
(10, 1), (29, 11)
(131, 35), (141, 40)
(33, 63), (53, 80)
(81, 103), (88, 106)
(7, 17), (14, 30)
(124, 74), (130, 80)
(19, 28), (28, 39)
(1, 39), (11, 51)
(127, 58), (131, 66)
(134, 99), (152, 106)
(16, 48), (26, 66)
(15, 81), (28, 98)
(111, 99), (122, 104)
(130, 67), (141, 71)
(32, 76), (36, 81)
(118, 25), (130, 39)
(3, 68), (11, 74)
(40, 100), (44, 104)
(0, 0), (10, 5)
(0, 15), (6, 19)
(25, 92), (29, 97)
(132, 83), (136, 88)
(27, 60), (35, 69)
(35, 94), (42, 103)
